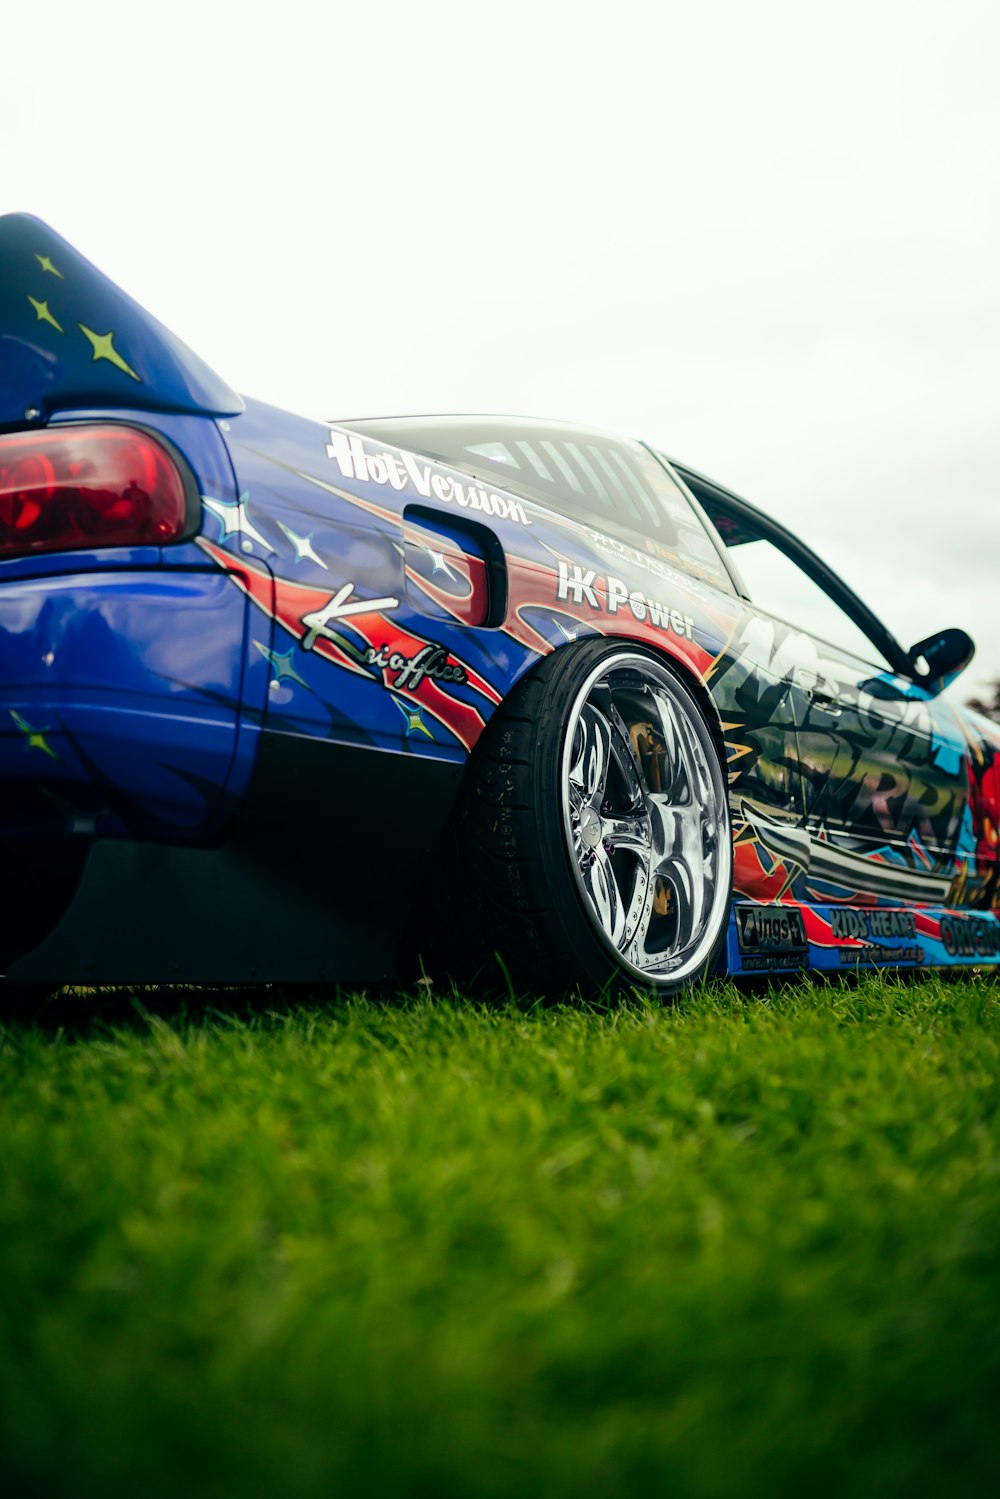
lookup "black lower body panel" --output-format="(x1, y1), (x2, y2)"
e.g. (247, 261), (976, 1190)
(7, 733), (463, 986)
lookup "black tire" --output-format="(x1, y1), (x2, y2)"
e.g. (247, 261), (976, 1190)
(449, 640), (733, 999)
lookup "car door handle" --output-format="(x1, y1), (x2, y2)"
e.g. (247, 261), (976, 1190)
(809, 690), (841, 716)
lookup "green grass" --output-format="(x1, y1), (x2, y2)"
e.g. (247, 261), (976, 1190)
(1, 976), (999, 1498)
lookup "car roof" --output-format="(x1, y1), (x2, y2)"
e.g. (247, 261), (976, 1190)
(338, 412), (635, 442)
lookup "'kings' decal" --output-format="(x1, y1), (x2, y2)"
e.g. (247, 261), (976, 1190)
(735, 903), (808, 970)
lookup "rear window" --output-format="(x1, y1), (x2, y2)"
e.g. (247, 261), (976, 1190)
(346, 417), (735, 593)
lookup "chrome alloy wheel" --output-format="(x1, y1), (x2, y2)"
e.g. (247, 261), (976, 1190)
(560, 653), (731, 985)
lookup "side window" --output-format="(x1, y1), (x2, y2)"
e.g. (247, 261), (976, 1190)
(732, 535), (893, 669)
(459, 434), (733, 591)
(678, 467), (899, 673)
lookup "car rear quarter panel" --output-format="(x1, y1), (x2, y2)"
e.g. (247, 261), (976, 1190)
(204, 401), (748, 772)
(0, 410), (268, 847)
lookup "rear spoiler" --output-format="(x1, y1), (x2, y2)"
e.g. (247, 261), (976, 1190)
(0, 213), (244, 426)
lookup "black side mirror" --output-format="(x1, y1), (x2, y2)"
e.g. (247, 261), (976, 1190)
(908, 628), (975, 695)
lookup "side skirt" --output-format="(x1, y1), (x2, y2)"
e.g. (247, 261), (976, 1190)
(7, 734), (463, 986)
(727, 900), (1000, 976)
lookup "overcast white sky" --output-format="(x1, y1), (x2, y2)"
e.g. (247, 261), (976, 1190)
(5, 0), (999, 693)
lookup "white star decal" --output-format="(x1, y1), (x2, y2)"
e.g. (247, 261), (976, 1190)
(202, 493), (274, 553)
(277, 520), (328, 569)
(201, 496), (238, 537)
(427, 547), (457, 579)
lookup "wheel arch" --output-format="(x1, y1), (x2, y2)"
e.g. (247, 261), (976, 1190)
(494, 631), (729, 776)
(417, 628), (734, 996)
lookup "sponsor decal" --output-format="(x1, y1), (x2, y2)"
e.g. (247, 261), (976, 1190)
(586, 527), (721, 594)
(735, 904), (808, 970)
(829, 908), (916, 941)
(836, 944), (924, 966)
(940, 913), (1000, 958)
(829, 908), (923, 965)
(196, 538), (498, 751)
(556, 560), (695, 642)
(327, 429), (532, 526)
(362, 642), (468, 692)
(300, 582), (400, 651)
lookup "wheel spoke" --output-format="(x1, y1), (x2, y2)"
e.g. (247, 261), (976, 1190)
(601, 693), (647, 807)
(664, 857), (701, 949)
(569, 704), (613, 808)
(582, 848), (626, 947)
(601, 811), (651, 859)
(674, 708), (714, 805)
(649, 797), (689, 855)
(648, 687), (683, 784)
(647, 795), (719, 952)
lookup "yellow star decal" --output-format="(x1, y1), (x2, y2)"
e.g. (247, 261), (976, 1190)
(34, 253), (64, 278)
(78, 324), (140, 381)
(403, 707), (433, 738)
(393, 696), (435, 739)
(26, 295), (64, 333)
(9, 710), (61, 761)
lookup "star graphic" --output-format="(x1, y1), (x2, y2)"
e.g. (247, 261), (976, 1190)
(10, 709), (61, 761)
(277, 520), (328, 569)
(202, 493), (274, 553)
(393, 695), (434, 740)
(202, 495), (240, 538)
(253, 640), (312, 690)
(34, 253), (64, 278)
(78, 324), (140, 381)
(426, 547), (457, 579)
(26, 295), (64, 333)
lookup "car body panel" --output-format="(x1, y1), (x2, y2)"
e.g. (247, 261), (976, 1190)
(3, 213), (1000, 986)
(0, 214), (242, 424)
(1, 568), (250, 843)
(0, 403), (270, 860)
(709, 611), (984, 902)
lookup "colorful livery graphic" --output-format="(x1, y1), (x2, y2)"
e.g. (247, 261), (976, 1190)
(2, 213), (999, 994)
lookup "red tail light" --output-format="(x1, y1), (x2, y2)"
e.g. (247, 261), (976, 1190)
(0, 425), (192, 561)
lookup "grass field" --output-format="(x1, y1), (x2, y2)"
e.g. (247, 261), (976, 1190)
(1, 975), (999, 1498)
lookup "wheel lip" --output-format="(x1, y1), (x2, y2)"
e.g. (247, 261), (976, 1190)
(559, 648), (733, 989)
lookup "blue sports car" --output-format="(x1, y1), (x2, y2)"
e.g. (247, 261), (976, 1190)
(3, 213), (999, 996)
